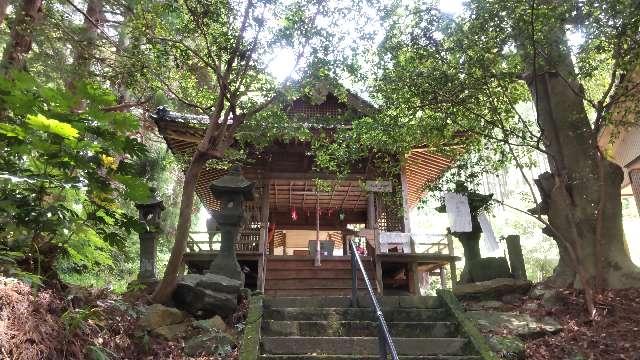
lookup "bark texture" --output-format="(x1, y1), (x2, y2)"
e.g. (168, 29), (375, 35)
(453, 216), (482, 266)
(1, 0), (43, 72)
(0, 0), (8, 26)
(521, 24), (640, 289)
(67, 0), (104, 93)
(151, 153), (207, 303)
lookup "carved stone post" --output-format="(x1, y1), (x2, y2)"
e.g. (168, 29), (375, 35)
(207, 165), (255, 283)
(506, 235), (527, 280)
(135, 189), (165, 282)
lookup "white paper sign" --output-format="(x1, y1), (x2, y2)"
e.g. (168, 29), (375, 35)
(444, 192), (472, 232)
(478, 212), (500, 253)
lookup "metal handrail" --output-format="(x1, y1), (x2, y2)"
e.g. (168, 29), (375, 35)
(349, 240), (399, 360)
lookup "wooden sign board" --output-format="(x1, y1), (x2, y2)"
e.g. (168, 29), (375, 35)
(365, 180), (392, 192)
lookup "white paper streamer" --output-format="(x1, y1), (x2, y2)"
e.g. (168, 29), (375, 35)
(478, 212), (500, 252)
(444, 192), (472, 232)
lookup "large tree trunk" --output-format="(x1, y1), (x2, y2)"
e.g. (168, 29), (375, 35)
(67, 0), (104, 94)
(151, 152), (208, 303)
(1, 0), (43, 72)
(0, 0), (9, 26)
(521, 23), (640, 289)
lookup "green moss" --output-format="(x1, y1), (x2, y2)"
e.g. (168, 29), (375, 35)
(239, 295), (263, 360)
(438, 289), (499, 360)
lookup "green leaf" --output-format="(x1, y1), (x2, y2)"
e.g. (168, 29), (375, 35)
(26, 114), (79, 139)
(114, 175), (151, 202)
(0, 123), (26, 139)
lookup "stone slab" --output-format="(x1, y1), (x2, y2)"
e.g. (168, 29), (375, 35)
(453, 278), (532, 299)
(467, 310), (562, 339)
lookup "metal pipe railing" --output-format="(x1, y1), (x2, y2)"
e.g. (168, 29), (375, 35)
(349, 240), (399, 360)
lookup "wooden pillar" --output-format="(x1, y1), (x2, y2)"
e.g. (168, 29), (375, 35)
(367, 192), (376, 229)
(400, 163), (414, 252)
(314, 195), (321, 266)
(408, 263), (420, 295)
(439, 266), (447, 289)
(257, 179), (270, 292)
(446, 233), (457, 288)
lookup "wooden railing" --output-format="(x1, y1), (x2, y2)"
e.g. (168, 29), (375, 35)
(412, 233), (451, 255)
(186, 230), (260, 253)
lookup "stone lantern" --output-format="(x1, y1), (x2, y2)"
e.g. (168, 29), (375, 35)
(207, 165), (254, 283)
(135, 188), (165, 282)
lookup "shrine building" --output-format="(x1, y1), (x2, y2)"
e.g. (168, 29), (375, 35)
(153, 82), (459, 296)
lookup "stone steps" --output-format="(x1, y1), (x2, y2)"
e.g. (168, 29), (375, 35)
(263, 307), (449, 322)
(262, 320), (458, 338)
(263, 295), (442, 309)
(259, 355), (482, 360)
(261, 337), (470, 356)
(257, 295), (484, 358)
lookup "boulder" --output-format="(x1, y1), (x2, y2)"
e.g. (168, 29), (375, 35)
(465, 300), (504, 311)
(487, 335), (525, 360)
(195, 273), (242, 294)
(152, 322), (192, 341)
(139, 304), (186, 331)
(173, 274), (240, 318)
(501, 293), (522, 305)
(184, 332), (236, 357)
(468, 257), (512, 283)
(193, 315), (227, 332)
(453, 278), (532, 299)
(467, 310), (563, 339)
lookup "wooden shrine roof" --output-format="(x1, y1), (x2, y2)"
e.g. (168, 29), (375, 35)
(154, 92), (451, 212)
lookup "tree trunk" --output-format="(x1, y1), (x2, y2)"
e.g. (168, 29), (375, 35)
(1, 0), (43, 72)
(151, 152), (208, 303)
(67, 0), (104, 94)
(454, 215), (482, 264)
(520, 23), (640, 289)
(0, 0), (9, 26)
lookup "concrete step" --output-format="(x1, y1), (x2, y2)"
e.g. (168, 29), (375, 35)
(259, 356), (482, 360)
(263, 296), (442, 309)
(262, 320), (457, 338)
(263, 308), (449, 322)
(265, 278), (371, 289)
(261, 337), (469, 356)
(266, 269), (375, 279)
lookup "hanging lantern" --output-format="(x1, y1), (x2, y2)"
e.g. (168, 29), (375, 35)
(338, 209), (345, 221)
(291, 207), (298, 221)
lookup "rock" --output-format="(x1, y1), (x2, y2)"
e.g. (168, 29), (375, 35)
(240, 287), (252, 299)
(184, 332), (236, 357)
(467, 310), (563, 339)
(195, 273), (242, 294)
(523, 302), (538, 311)
(529, 285), (547, 299)
(193, 315), (227, 332)
(173, 280), (238, 318)
(465, 300), (504, 311)
(541, 289), (564, 308)
(487, 335), (525, 360)
(139, 304), (186, 331)
(152, 322), (191, 341)
(454, 278), (532, 299)
(501, 293), (522, 305)
(468, 257), (512, 283)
